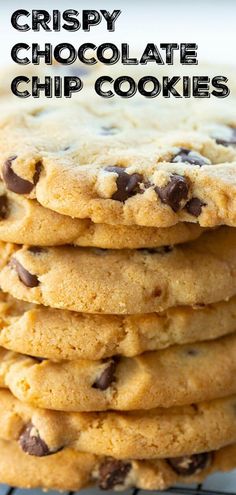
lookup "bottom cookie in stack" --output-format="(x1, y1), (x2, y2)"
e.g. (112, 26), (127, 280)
(0, 440), (236, 492)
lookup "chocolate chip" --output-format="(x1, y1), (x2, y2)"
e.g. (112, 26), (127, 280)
(2, 157), (41, 194)
(171, 148), (210, 166)
(93, 248), (107, 256)
(186, 348), (199, 356)
(0, 195), (8, 219)
(214, 127), (236, 146)
(162, 245), (173, 253)
(155, 175), (189, 212)
(33, 162), (42, 186)
(10, 258), (39, 288)
(186, 198), (205, 217)
(19, 423), (50, 457)
(29, 356), (46, 363)
(150, 246), (173, 254)
(167, 452), (211, 476)
(139, 246), (173, 254)
(106, 166), (143, 202)
(92, 360), (117, 391)
(98, 459), (131, 490)
(28, 246), (46, 255)
(152, 288), (162, 297)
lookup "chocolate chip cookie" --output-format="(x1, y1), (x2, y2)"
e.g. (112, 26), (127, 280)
(0, 333), (236, 411)
(0, 181), (204, 248)
(0, 227), (235, 313)
(0, 292), (235, 360)
(1, 389), (236, 459)
(0, 439), (235, 491)
(1, 96), (236, 227)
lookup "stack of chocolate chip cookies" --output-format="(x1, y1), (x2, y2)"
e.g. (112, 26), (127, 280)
(0, 94), (235, 492)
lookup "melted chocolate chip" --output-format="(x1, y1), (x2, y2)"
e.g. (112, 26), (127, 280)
(171, 148), (210, 166)
(167, 452), (211, 476)
(186, 198), (205, 217)
(92, 360), (117, 391)
(155, 175), (189, 212)
(19, 423), (50, 457)
(10, 258), (39, 288)
(98, 459), (131, 490)
(106, 166), (143, 202)
(0, 195), (8, 219)
(2, 157), (41, 194)
(214, 127), (236, 146)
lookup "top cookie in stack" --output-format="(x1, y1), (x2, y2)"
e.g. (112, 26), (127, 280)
(0, 95), (235, 227)
(0, 87), (235, 492)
